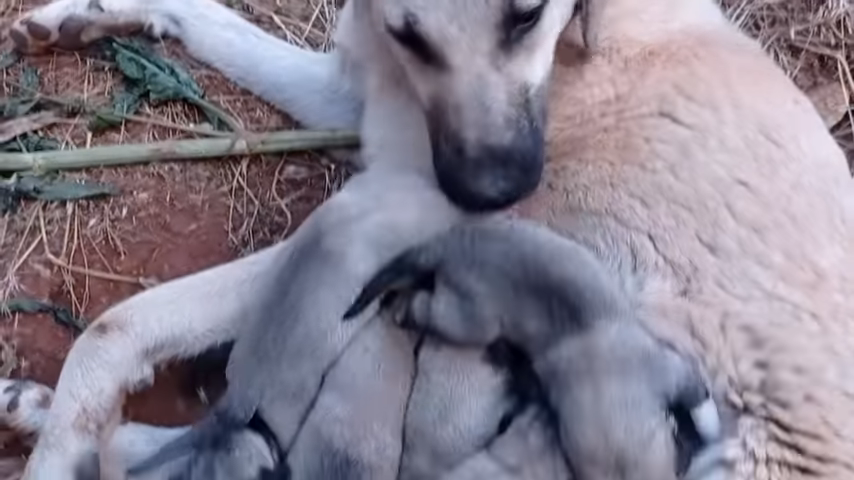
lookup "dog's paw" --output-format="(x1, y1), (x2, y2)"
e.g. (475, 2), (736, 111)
(2, 0), (174, 54)
(0, 378), (53, 437)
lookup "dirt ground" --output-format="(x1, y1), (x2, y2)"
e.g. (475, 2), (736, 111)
(0, 0), (852, 462)
(0, 0), (347, 455)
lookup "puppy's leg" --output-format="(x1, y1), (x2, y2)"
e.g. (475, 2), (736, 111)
(19, 241), (288, 480)
(651, 345), (722, 443)
(72, 425), (275, 480)
(6, 0), (363, 130)
(683, 439), (740, 480)
(0, 379), (55, 440)
(145, 55), (459, 470)
(378, 284), (497, 349)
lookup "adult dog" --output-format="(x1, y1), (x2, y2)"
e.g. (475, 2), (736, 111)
(2, 0), (853, 478)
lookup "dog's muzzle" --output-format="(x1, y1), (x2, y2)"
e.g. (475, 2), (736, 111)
(431, 124), (545, 212)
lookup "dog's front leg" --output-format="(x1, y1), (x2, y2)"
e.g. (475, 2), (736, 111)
(7, 0), (365, 131)
(19, 239), (291, 479)
(221, 166), (467, 452)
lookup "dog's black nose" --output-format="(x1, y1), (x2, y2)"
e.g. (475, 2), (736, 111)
(432, 128), (545, 212)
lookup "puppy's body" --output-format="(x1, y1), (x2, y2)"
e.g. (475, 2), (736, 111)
(347, 218), (719, 480)
(398, 340), (520, 480)
(284, 315), (416, 480)
(438, 406), (569, 480)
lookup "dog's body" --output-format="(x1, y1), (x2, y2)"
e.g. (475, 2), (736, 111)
(0, 0), (852, 478)
(346, 217), (723, 480)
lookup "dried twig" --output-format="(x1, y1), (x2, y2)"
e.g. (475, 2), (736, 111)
(0, 111), (61, 144)
(38, 207), (159, 289)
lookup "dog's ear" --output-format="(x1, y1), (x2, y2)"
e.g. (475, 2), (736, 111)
(579, 0), (596, 50)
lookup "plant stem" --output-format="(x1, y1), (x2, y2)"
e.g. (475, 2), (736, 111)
(0, 130), (359, 172)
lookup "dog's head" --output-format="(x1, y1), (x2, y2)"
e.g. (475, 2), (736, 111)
(370, 0), (579, 211)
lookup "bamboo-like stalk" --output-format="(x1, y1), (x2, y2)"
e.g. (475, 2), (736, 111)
(0, 130), (360, 172)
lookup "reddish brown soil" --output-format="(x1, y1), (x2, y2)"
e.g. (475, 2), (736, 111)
(4, 165), (236, 425)
(0, 0), (345, 459)
(0, 156), (338, 455)
(5, 158), (331, 398)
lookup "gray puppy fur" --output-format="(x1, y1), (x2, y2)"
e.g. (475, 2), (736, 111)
(344, 217), (722, 480)
(397, 340), (521, 480)
(438, 405), (570, 480)
(284, 313), (417, 480)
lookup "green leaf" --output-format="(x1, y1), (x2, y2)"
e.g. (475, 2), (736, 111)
(109, 38), (203, 103)
(0, 64), (64, 150)
(91, 37), (237, 132)
(1, 64), (41, 119)
(20, 66), (41, 93)
(88, 85), (144, 131)
(0, 51), (21, 71)
(1, 98), (39, 119)
(103, 38), (236, 130)
(0, 297), (87, 334)
(16, 174), (118, 201)
(0, 172), (117, 214)
(0, 132), (60, 153)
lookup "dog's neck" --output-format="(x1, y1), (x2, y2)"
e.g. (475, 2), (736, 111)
(335, 0), (436, 180)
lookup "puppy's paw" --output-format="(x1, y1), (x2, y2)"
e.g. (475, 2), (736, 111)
(377, 289), (432, 332)
(683, 438), (739, 480)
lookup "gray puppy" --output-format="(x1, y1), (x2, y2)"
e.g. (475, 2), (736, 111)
(438, 405), (570, 480)
(125, 164), (466, 479)
(344, 218), (723, 480)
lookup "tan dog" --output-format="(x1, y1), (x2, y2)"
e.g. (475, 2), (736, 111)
(0, 0), (851, 478)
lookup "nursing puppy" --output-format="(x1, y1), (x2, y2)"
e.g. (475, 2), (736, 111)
(438, 405), (570, 480)
(345, 218), (722, 480)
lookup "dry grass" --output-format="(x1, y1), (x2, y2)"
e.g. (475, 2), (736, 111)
(719, 0), (854, 158)
(0, 0), (851, 421)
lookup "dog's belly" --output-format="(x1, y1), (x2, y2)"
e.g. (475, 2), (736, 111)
(512, 151), (854, 479)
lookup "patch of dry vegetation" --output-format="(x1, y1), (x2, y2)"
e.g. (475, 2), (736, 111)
(720, 0), (854, 159)
(0, 0), (345, 300)
(0, 0), (345, 389)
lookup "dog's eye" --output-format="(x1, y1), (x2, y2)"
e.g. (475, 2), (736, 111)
(386, 16), (445, 68)
(504, 3), (546, 47)
(512, 5), (545, 32)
